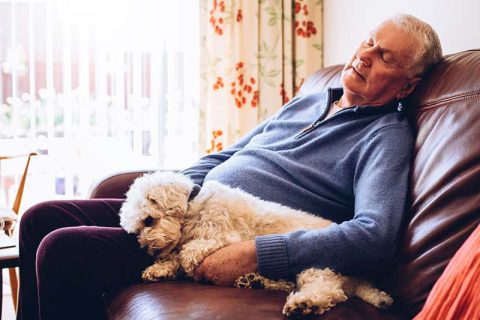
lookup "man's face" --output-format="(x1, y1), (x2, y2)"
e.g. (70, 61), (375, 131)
(341, 21), (421, 106)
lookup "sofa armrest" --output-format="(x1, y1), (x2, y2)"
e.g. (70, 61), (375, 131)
(88, 169), (180, 199)
(88, 170), (151, 199)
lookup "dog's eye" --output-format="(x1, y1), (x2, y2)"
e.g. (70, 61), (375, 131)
(144, 216), (154, 227)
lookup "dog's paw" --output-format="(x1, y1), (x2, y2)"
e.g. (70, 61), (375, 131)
(234, 273), (264, 289)
(179, 239), (221, 277)
(282, 289), (347, 318)
(178, 250), (202, 276)
(141, 264), (176, 282)
(235, 273), (295, 292)
(370, 290), (393, 309)
(283, 303), (322, 319)
(352, 280), (394, 309)
(283, 293), (325, 318)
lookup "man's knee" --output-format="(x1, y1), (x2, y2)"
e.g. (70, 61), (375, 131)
(36, 227), (107, 309)
(36, 227), (93, 282)
(37, 227), (78, 265)
(20, 201), (68, 235)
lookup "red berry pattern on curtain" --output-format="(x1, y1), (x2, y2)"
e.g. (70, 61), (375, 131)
(200, 0), (323, 155)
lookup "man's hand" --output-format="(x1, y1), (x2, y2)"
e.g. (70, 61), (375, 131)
(193, 240), (257, 286)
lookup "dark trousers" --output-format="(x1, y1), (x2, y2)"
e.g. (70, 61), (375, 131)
(18, 199), (155, 320)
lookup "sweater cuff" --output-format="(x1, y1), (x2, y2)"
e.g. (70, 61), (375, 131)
(255, 234), (290, 280)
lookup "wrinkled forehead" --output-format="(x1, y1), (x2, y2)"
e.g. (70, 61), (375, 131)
(370, 21), (421, 66)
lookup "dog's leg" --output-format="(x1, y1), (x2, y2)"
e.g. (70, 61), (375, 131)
(282, 268), (348, 317)
(178, 239), (226, 276)
(342, 277), (393, 309)
(235, 273), (294, 292)
(142, 253), (180, 282)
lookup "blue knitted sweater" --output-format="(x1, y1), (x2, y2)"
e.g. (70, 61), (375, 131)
(181, 87), (413, 279)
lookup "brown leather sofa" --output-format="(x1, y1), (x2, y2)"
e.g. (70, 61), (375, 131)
(90, 50), (480, 319)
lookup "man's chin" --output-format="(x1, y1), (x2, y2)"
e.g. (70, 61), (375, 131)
(341, 74), (364, 92)
(340, 80), (368, 103)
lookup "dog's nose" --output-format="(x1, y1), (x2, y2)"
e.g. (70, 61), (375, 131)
(144, 216), (154, 226)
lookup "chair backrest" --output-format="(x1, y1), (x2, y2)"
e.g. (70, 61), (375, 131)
(0, 152), (37, 215)
(299, 50), (480, 317)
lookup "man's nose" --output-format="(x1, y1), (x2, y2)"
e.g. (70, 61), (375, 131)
(356, 48), (373, 67)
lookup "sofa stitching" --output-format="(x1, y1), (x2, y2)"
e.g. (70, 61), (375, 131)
(414, 91), (480, 111)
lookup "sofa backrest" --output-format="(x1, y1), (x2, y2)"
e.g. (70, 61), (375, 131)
(299, 50), (480, 317)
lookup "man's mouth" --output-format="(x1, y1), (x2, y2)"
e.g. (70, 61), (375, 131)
(352, 66), (366, 81)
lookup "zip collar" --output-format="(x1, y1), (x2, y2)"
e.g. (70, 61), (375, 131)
(328, 87), (403, 115)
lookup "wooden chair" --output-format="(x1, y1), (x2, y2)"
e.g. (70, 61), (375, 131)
(0, 152), (37, 316)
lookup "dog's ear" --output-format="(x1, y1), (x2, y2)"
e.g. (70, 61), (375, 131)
(146, 189), (164, 207)
(146, 184), (190, 217)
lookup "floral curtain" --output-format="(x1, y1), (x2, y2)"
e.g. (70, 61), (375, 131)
(199, 0), (323, 154)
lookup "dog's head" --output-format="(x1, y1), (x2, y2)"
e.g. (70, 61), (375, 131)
(119, 171), (195, 257)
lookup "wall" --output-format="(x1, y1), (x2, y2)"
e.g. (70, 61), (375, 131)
(323, 0), (480, 66)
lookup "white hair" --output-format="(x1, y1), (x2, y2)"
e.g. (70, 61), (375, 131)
(389, 13), (443, 76)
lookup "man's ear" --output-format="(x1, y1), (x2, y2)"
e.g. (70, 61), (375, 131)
(396, 77), (422, 100)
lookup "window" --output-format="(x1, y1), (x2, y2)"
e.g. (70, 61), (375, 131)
(0, 0), (199, 209)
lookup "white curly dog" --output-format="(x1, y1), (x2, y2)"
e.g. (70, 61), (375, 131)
(119, 171), (393, 317)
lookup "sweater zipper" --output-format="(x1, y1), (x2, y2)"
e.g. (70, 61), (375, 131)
(295, 88), (334, 139)
(296, 120), (321, 139)
(294, 104), (359, 139)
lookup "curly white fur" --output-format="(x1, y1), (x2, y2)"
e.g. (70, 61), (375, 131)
(119, 171), (393, 317)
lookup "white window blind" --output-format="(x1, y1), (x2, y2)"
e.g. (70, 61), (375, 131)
(0, 0), (199, 209)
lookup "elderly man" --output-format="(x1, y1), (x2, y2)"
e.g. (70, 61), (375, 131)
(18, 14), (442, 320)
(190, 13), (443, 285)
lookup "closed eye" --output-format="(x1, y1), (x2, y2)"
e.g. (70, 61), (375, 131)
(144, 216), (154, 227)
(381, 51), (396, 66)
